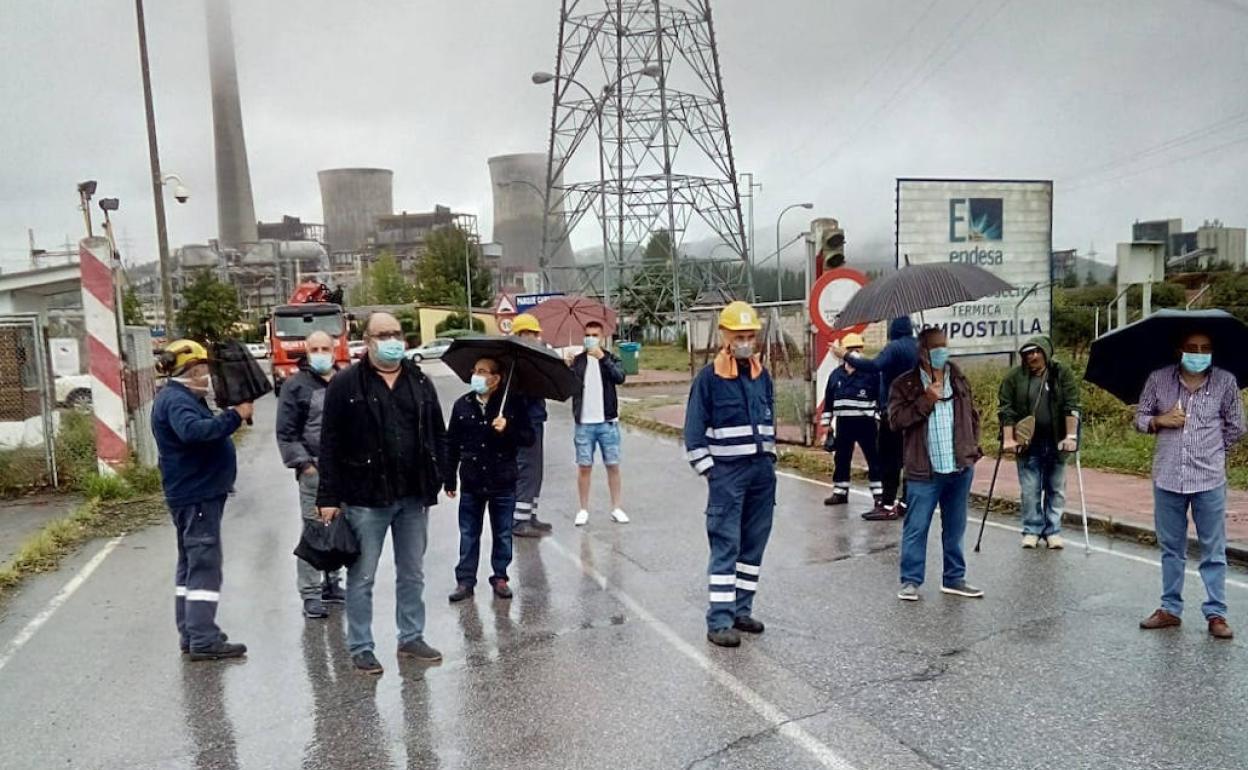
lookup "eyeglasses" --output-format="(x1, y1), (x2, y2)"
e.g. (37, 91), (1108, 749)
(370, 330), (403, 341)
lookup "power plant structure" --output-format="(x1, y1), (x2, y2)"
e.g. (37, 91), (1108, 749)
(318, 168), (395, 256)
(488, 153), (574, 292)
(539, 0), (749, 318)
(205, 0), (258, 250)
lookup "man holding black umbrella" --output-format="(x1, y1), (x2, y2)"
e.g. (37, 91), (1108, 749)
(1135, 330), (1245, 640)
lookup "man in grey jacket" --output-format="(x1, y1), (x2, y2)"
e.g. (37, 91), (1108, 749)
(276, 330), (344, 619)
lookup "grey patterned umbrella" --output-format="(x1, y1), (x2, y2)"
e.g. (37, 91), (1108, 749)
(833, 262), (1015, 328)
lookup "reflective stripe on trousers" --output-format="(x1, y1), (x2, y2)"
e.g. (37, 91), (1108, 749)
(704, 456), (776, 631)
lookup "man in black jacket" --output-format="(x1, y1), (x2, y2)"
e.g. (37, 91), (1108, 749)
(317, 312), (448, 675)
(566, 320), (628, 526)
(444, 357), (534, 603)
(275, 330), (344, 620)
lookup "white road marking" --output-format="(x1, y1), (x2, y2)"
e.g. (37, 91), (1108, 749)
(0, 535), (125, 676)
(774, 470), (1248, 591)
(544, 537), (863, 770)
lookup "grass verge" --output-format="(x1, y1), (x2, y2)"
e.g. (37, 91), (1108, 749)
(0, 466), (166, 607)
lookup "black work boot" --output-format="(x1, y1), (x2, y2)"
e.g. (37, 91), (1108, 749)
(321, 577), (346, 604)
(733, 616), (765, 634)
(448, 583), (474, 603)
(188, 640), (247, 661)
(303, 597), (329, 619)
(824, 492), (849, 506)
(530, 515), (553, 532)
(512, 520), (543, 538)
(707, 627), (741, 648)
(181, 632), (227, 655)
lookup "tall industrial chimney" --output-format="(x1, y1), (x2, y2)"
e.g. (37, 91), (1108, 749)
(205, 0), (257, 249)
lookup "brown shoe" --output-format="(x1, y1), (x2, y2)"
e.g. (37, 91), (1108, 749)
(1139, 609), (1182, 630)
(1208, 616), (1234, 640)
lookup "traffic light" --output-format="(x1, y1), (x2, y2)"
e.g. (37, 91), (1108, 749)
(810, 218), (845, 278)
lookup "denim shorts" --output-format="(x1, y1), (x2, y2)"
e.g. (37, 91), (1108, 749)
(574, 421), (621, 467)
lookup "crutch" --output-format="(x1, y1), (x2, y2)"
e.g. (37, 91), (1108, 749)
(1075, 448), (1090, 553)
(973, 432), (1005, 552)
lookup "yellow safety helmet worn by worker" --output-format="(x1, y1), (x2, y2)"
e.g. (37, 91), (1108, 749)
(718, 301), (762, 331)
(840, 332), (865, 349)
(159, 339), (209, 377)
(511, 313), (542, 335)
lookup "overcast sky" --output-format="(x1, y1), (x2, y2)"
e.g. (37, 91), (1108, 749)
(2, 0), (1247, 273)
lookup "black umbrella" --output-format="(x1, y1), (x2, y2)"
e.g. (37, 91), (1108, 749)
(442, 335), (581, 403)
(208, 338), (273, 424)
(1085, 309), (1248, 403)
(293, 515), (359, 572)
(833, 262), (1015, 328)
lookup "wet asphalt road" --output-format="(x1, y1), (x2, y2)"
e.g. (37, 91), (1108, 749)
(1, 361), (1247, 770)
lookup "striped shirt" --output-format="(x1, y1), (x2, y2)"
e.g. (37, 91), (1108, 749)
(921, 367), (956, 474)
(1135, 365), (1246, 494)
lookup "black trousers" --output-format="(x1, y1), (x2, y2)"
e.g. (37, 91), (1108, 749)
(832, 417), (881, 495)
(877, 420), (905, 506)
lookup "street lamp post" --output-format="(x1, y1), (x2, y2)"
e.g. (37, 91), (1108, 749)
(775, 203), (813, 302)
(532, 65), (661, 310)
(77, 181), (98, 237)
(739, 172), (761, 302)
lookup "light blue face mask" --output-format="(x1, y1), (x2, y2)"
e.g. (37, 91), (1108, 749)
(308, 352), (334, 375)
(583, 336), (600, 350)
(1181, 352), (1212, 374)
(928, 347), (950, 369)
(375, 339), (406, 363)
(470, 374), (490, 394)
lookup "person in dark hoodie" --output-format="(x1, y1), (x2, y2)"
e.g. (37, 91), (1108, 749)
(833, 317), (919, 520)
(997, 336), (1081, 550)
(275, 330), (345, 619)
(820, 333), (883, 507)
(152, 339), (252, 661)
(444, 357), (535, 603)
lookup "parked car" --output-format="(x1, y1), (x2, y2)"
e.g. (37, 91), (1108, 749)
(406, 338), (452, 361)
(245, 342), (268, 359)
(54, 374), (93, 410)
(348, 340), (368, 360)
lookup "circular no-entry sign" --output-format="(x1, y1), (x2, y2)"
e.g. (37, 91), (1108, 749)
(808, 268), (869, 339)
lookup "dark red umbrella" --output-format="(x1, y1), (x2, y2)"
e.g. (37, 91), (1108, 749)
(529, 296), (618, 347)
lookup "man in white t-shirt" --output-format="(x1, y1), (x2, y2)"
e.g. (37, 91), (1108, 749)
(566, 321), (628, 526)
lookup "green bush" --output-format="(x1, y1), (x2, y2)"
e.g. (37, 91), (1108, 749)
(54, 411), (97, 488)
(120, 464), (162, 495)
(79, 474), (131, 501)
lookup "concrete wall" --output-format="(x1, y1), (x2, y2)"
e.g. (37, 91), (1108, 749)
(319, 168), (394, 254)
(1198, 226), (1247, 268)
(488, 154), (574, 274)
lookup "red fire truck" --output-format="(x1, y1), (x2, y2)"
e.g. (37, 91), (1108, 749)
(268, 282), (351, 394)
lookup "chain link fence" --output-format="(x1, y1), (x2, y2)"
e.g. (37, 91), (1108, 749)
(0, 314), (59, 492)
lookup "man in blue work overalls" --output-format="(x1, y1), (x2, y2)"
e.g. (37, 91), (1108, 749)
(684, 301), (777, 648)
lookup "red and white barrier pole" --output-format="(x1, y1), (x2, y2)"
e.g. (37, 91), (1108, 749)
(79, 237), (128, 472)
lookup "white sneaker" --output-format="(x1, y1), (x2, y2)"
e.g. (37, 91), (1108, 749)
(610, 508), (630, 524)
(1021, 534), (1040, 549)
(1045, 534), (1065, 550)
(574, 509), (590, 526)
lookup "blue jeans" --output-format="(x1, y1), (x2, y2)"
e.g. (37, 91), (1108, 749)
(344, 497), (429, 656)
(455, 491), (515, 587)
(574, 421), (621, 466)
(1017, 445), (1067, 537)
(900, 468), (973, 587)
(1154, 484), (1228, 620)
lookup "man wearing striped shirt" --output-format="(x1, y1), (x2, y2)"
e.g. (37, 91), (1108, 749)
(684, 301), (777, 648)
(1136, 331), (1245, 640)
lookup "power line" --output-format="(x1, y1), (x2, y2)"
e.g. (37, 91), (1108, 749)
(1063, 130), (1248, 193)
(803, 0), (1013, 175)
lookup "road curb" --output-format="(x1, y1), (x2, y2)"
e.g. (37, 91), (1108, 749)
(622, 406), (1248, 568)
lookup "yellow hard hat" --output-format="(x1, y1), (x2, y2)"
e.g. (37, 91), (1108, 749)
(161, 339), (208, 376)
(719, 300), (762, 331)
(511, 313), (542, 335)
(841, 332), (865, 349)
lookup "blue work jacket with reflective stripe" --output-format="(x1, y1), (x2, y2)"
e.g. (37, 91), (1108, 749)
(683, 363), (776, 475)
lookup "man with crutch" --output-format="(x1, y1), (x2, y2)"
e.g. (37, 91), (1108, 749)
(997, 336), (1081, 550)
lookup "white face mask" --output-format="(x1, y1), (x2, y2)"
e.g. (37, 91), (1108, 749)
(175, 373), (212, 397)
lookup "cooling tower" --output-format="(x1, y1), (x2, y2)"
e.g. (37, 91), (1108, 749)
(318, 168), (394, 254)
(205, 0), (258, 249)
(488, 153), (574, 273)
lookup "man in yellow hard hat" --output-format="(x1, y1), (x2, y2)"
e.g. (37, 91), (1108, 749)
(509, 313), (554, 537)
(683, 301), (776, 648)
(820, 332), (883, 508)
(152, 339), (253, 661)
